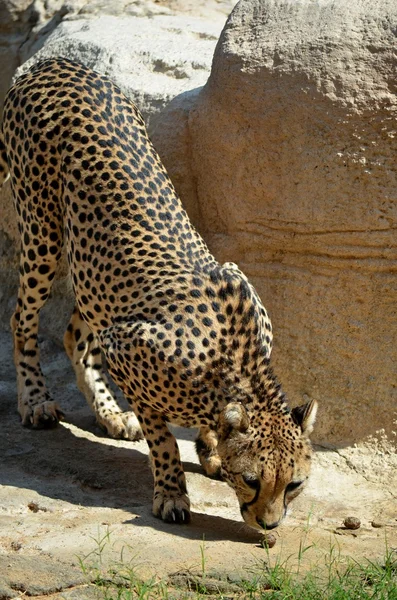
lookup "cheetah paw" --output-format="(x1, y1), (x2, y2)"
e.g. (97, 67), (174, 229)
(99, 411), (143, 441)
(21, 401), (64, 429)
(153, 493), (191, 524)
(199, 454), (223, 480)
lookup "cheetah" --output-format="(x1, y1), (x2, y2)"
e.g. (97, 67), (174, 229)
(0, 58), (317, 530)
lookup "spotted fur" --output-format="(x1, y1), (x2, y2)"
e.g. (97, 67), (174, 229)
(0, 58), (317, 529)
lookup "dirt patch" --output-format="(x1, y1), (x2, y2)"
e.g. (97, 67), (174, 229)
(0, 328), (396, 598)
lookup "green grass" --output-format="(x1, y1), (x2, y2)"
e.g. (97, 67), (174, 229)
(244, 550), (397, 599)
(78, 529), (397, 600)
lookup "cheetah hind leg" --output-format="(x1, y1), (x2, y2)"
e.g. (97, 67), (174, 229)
(195, 426), (223, 480)
(10, 211), (65, 428)
(64, 308), (143, 441)
(11, 293), (64, 428)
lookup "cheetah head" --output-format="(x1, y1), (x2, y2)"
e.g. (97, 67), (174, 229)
(216, 400), (317, 531)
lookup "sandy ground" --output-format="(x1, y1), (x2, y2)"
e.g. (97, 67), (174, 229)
(0, 327), (396, 599)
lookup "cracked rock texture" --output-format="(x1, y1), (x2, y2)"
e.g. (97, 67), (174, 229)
(188, 0), (397, 445)
(0, 0), (396, 446)
(0, 0), (231, 121)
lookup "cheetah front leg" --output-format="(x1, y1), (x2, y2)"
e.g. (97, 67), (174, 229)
(99, 320), (190, 522)
(64, 308), (143, 441)
(136, 404), (190, 523)
(196, 426), (223, 479)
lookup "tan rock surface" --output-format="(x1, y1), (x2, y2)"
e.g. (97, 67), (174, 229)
(0, 0), (70, 109)
(188, 0), (397, 445)
(0, 0), (235, 110)
(0, 0), (32, 107)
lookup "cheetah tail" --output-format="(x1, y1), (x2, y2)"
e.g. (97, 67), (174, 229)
(0, 130), (9, 186)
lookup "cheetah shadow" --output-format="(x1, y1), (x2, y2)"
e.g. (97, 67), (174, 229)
(0, 402), (260, 544)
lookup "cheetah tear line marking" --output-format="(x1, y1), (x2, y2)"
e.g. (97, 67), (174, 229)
(0, 58), (317, 530)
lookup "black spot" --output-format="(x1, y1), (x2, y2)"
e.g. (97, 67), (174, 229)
(38, 264), (50, 275)
(27, 277), (38, 288)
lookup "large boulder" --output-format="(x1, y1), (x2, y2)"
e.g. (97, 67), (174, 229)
(15, 5), (226, 124)
(0, 0), (32, 109)
(1, 0), (395, 447)
(0, 0), (235, 112)
(0, 0), (74, 110)
(188, 0), (397, 444)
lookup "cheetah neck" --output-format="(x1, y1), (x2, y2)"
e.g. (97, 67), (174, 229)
(188, 355), (290, 427)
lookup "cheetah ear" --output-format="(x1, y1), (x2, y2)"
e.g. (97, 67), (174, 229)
(291, 399), (318, 437)
(218, 402), (250, 440)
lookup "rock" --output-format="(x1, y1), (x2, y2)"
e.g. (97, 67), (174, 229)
(151, 88), (202, 226)
(0, 0), (235, 112)
(2, 0), (396, 447)
(0, 0), (75, 110)
(0, 0), (32, 110)
(0, 554), (88, 597)
(167, 571), (242, 595)
(10, 541), (22, 552)
(343, 516), (361, 530)
(371, 520), (384, 528)
(188, 0), (397, 445)
(334, 528), (359, 538)
(15, 5), (225, 126)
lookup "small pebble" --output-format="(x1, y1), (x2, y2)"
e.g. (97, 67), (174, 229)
(27, 501), (48, 513)
(371, 520), (383, 528)
(260, 533), (277, 548)
(10, 541), (22, 551)
(28, 501), (39, 513)
(343, 516), (361, 530)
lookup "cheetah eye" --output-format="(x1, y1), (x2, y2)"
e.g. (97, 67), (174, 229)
(242, 473), (260, 489)
(285, 480), (304, 495)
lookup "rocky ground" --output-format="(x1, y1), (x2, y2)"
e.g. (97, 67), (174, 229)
(0, 327), (396, 599)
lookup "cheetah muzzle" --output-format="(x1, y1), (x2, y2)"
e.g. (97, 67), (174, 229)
(0, 58), (317, 530)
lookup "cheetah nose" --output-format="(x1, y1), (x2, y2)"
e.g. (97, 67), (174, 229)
(256, 517), (279, 530)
